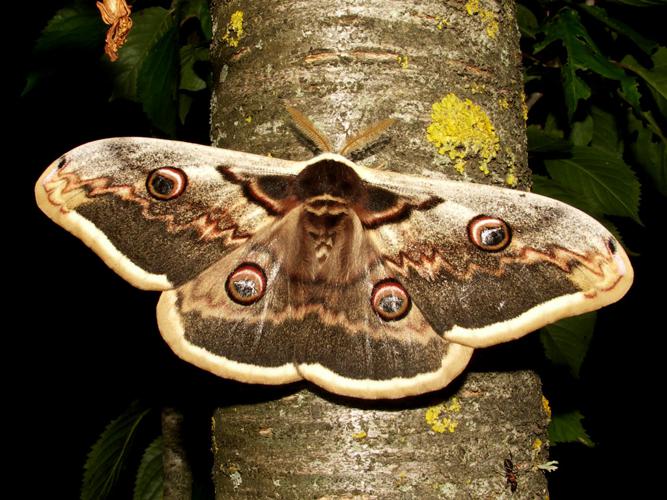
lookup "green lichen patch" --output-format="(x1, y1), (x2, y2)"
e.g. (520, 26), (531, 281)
(426, 94), (500, 175)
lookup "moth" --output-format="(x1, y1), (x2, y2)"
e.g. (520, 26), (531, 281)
(34, 109), (633, 399)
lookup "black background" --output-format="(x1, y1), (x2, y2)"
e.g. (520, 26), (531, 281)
(10, 2), (661, 497)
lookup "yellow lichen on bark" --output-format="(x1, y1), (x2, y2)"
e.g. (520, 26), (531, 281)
(222, 10), (245, 47)
(425, 398), (462, 433)
(465, 0), (499, 38)
(435, 16), (448, 30)
(470, 83), (486, 94)
(541, 396), (552, 418)
(533, 438), (543, 452)
(504, 147), (518, 186)
(397, 55), (409, 69)
(521, 91), (529, 121)
(426, 94), (500, 175)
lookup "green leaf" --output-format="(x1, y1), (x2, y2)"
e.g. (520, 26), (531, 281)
(628, 112), (667, 195)
(25, 5), (106, 94)
(22, 70), (48, 96)
(651, 85), (667, 122)
(579, 5), (657, 54)
(180, 45), (209, 91)
(34, 5), (105, 54)
(544, 146), (641, 222)
(619, 75), (643, 112)
(112, 7), (175, 102)
(608, 0), (667, 6)
(531, 178), (634, 252)
(137, 27), (179, 135)
(561, 59), (591, 119)
(82, 403), (151, 500)
(133, 437), (163, 500)
(540, 313), (596, 378)
(570, 114), (593, 146)
(516, 4), (538, 38)
(590, 107), (622, 154)
(536, 9), (636, 119)
(180, 0), (213, 41)
(623, 47), (667, 113)
(549, 411), (594, 446)
(527, 126), (573, 154)
(544, 114), (564, 137)
(531, 175), (601, 215)
(179, 94), (194, 125)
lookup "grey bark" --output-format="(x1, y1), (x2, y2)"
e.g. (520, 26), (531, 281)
(162, 407), (193, 499)
(209, 0), (549, 497)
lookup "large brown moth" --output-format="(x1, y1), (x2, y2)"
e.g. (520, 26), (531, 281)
(34, 110), (633, 399)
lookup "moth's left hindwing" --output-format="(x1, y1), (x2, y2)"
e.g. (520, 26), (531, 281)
(35, 138), (633, 399)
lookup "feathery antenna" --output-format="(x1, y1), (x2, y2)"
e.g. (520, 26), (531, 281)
(339, 118), (396, 157)
(286, 107), (334, 153)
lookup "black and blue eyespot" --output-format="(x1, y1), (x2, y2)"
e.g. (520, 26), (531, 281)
(146, 167), (188, 200)
(468, 215), (511, 252)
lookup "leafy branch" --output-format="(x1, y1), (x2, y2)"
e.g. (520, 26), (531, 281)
(26, 0), (212, 136)
(519, 0), (665, 444)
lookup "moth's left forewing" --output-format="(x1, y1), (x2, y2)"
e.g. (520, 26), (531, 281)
(35, 138), (302, 290)
(354, 166), (633, 348)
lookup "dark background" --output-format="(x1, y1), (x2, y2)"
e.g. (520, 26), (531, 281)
(11, 2), (661, 497)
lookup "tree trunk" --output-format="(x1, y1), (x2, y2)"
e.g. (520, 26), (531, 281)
(209, 0), (548, 497)
(161, 407), (193, 499)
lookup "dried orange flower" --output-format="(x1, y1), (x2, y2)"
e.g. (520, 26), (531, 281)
(96, 0), (133, 62)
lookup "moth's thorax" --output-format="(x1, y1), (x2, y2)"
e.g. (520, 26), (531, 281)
(295, 158), (364, 203)
(293, 158), (366, 267)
